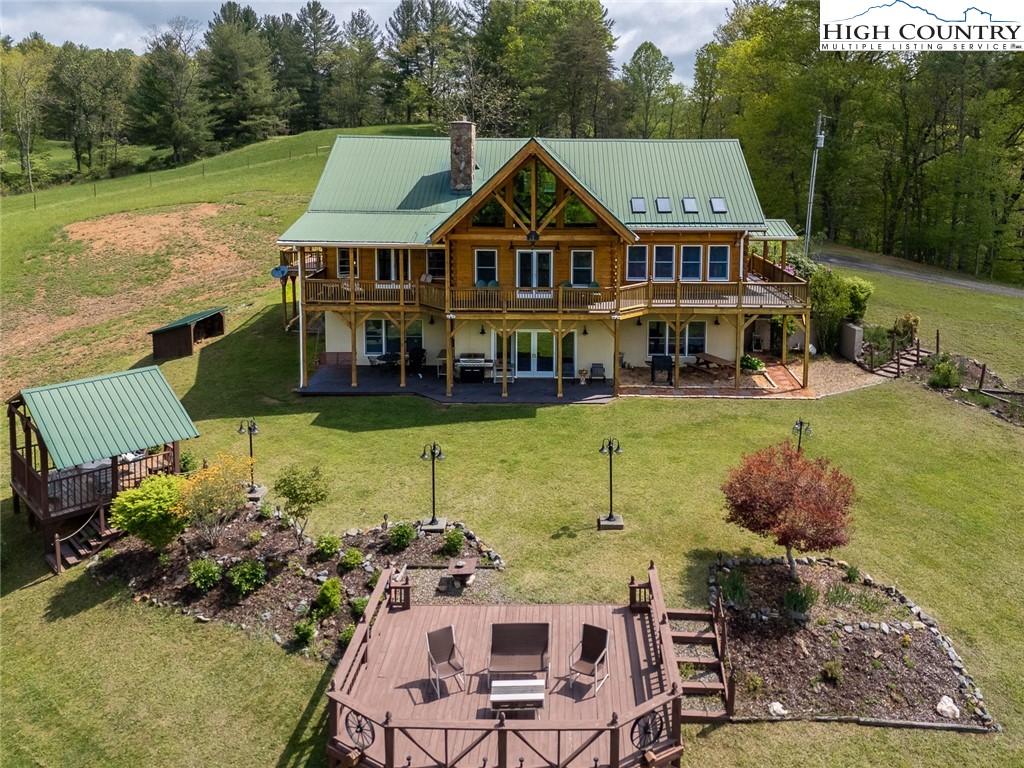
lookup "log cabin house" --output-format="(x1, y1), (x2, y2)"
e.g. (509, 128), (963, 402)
(279, 121), (808, 398)
(7, 367), (199, 572)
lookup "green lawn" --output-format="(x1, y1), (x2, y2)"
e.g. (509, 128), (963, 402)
(2, 129), (1023, 767)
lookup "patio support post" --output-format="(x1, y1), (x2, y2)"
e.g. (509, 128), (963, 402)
(803, 312), (811, 388)
(111, 455), (119, 496)
(673, 312), (681, 389)
(782, 314), (789, 365)
(349, 309), (359, 388)
(734, 313), (743, 388)
(612, 318), (620, 396)
(501, 321), (509, 398)
(171, 440), (180, 474)
(556, 320), (564, 398)
(38, 439), (49, 519)
(445, 318), (455, 398)
(399, 310), (407, 388)
(781, 240), (788, 272)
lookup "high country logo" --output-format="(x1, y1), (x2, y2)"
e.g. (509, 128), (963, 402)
(818, 0), (1023, 51)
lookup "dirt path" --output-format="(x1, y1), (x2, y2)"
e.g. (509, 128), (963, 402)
(815, 249), (1024, 299)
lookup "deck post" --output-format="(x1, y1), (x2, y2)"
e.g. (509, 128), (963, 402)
(111, 455), (119, 496)
(497, 717), (508, 768)
(672, 313), (681, 389)
(802, 312), (810, 389)
(399, 310), (407, 388)
(612, 318), (620, 397)
(350, 308), (359, 388)
(501, 322), (509, 399)
(781, 315), (789, 365)
(609, 714), (620, 768)
(171, 441), (180, 474)
(670, 697), (682, 766)
(734, 314), (743, 388)
(383, 713), (395, 768)
(445, 318), (455, 398)
(556, 321), (564, 398)
(54, 533), (63, 574)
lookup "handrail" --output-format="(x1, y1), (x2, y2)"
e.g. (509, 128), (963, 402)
(332, 566), (394, 696)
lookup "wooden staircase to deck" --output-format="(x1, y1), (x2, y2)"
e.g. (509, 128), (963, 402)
(666, 608), (732, 723)
(45, 514), (121, 574)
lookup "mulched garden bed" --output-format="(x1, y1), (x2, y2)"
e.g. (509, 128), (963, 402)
(713, 556), (995, 728)
(94, 511), (503, 661)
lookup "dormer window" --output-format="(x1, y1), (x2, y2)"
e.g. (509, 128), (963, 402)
(655, 197), (672, 214)
(630, 197), (646, 214)
(682, 197), (699, 214)
(710, 197), (728, 214)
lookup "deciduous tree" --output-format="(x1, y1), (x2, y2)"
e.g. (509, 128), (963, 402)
(721, 442), (854, 581)
(622, 41), (673, 139)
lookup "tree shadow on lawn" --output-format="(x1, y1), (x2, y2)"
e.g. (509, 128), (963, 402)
(679, 547), (759, 606)
(0, 503), (64, 596)
(42, 564), (121, 622)
(274, 659), (334, 768)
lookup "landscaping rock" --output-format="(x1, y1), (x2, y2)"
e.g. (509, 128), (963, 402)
(880, 622), (890, 635)
(936, 696), (960, 720)
(768, 702), (789, 717)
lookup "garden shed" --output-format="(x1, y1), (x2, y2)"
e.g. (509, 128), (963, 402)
(148, 307), (226, 359)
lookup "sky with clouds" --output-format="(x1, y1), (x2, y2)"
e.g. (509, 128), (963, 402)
(0, 0), (732, 85)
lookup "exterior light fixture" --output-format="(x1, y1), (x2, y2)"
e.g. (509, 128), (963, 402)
(236, 418), (259, 491)
(793, 418), (812, 452)
(597, 438), (624, 530)
(420, 442), (445, 527)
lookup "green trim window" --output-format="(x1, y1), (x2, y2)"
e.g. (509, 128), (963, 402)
(571, 250), (594, 286)
(653, 245), (675, 281)
(647, 321), (707, 356)
(626, 245), (648, 281)
(365, 319), (423, 356)
(680, 246), (702, 281)
(475, 249), (498, 285)
(708, 245), (730, 281)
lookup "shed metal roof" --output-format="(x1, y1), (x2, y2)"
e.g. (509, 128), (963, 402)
(18, 367), (199, 470)
(279, 136), (769, 245)
(147, 307), (226, 335)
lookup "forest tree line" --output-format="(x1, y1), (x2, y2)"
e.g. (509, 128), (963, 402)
(2, 0), (1022, 282)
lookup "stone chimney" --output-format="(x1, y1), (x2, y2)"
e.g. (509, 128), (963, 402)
(450, 117), (476, 192)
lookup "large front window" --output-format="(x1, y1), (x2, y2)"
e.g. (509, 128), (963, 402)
(626, 246), (648, 281)
(365, 319), (423, 356)
(571, 250), (594, 286)
(517, 250), (553, 289)
(647, 321), (707, 356)
(376, 249), (411, 281)
(475, 249), (498, 285)
(708, 245), (730, 281)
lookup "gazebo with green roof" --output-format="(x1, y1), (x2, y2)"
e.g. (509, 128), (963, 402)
(7, 366), (199, 571)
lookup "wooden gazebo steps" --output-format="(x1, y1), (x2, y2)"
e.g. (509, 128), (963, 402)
(45, 517), (120, 574)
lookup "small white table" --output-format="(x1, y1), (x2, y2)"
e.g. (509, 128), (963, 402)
(489, 679), (545, 712)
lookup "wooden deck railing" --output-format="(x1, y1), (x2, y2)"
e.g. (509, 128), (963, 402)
(326, 563), (685, 768)
(305, 278), (806, 315)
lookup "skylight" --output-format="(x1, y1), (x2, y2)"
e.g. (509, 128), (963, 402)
(630, 197), (646, 214)
(710, 197), (728, 214)
(682, 197), (699, 214)
(655, 197), (672, 214)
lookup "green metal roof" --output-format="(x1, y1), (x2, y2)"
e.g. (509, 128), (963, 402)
(19, 367), (199, 470)
(279, 135), (768, 245)
(147, 307), (226, 335)
(750, 218), (799, 241)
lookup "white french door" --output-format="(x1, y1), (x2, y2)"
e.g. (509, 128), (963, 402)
(514, 330), (575, 378)
(516, 250), (553, 298)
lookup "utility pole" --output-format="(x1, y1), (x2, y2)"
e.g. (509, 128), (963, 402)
(804, 111), (826, 259)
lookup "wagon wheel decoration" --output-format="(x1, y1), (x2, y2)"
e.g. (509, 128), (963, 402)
(345, 711), (376, 749)
(630, 711), (663, 750)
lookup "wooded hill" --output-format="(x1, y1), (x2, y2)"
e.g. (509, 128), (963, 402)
(2, 0), (1022, 284)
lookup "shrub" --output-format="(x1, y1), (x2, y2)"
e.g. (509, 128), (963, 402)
(294, 618), (316, 647)
(821, 659), (844, 684)
(179, 450), (199, 474)
(257, 504), (272, 521)
(226, 559), (267, 597)
(99, 547), (116, 561)
(339, 623), (356, 648)
(928, 357), (963, 389)
(783, 583), (818, 613)
(339, 547), (363, 572)
(273, 465), (329, 547)
(441, 528), (465, 557)
(902, 655), (916, 670)
(845, 564), (860, 583)
(387, 522), (416, 551)
(178, 455), (249, 548)
(809, 269), (853, 355)
(247, 530), (265, 546)
(313, 533), (342, 561)
(892, 313), (920, 345)
(845, 276), (874, 322)
(366, 570), (381, 590)
(719, 569), (749, 606)
(157, 552), (172, 567)
(854, 590), (887, 615)
(824, 583), (853, 607)
(900, 634), (912, 649)
(861, 326), (893, 365)
(188, 558), (223, 592)
(109, 474), (186, 551)
(740, 354), (765, 372)
(350, 596), (370, 618)
(743, 672), (764, 694)
(312, 577), (343, 621)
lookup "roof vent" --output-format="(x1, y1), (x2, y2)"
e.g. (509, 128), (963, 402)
(655, 197), (671, 214)
(682, 197), (698, 214)
(630, 197), (646, 214)
(710, 197), (727, 214)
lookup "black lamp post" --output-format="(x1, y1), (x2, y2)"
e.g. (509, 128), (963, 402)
(598, 438), (622, 523)
(420, 442), (445, 526)
(237, 418), (259, 490)
(793, 418), (811, 452)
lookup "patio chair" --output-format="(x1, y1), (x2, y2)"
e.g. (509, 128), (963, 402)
(589, 363), (607, 383)
(426, 626), (466, 698)
(407, 347), (427, 378)
(567, 624), (609, 697)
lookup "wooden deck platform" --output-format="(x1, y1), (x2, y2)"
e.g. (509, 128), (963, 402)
(324, 565), (725, 768)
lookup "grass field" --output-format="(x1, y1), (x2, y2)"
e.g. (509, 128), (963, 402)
(2, 129), (1023, 767)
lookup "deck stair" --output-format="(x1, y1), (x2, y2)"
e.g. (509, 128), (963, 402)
(45, 514), (121, 574)
(868, 346), (931, 379)
(666, 608), (732, 723)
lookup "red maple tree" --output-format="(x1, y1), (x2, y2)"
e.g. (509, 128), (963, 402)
(721, 441), (855, 581)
